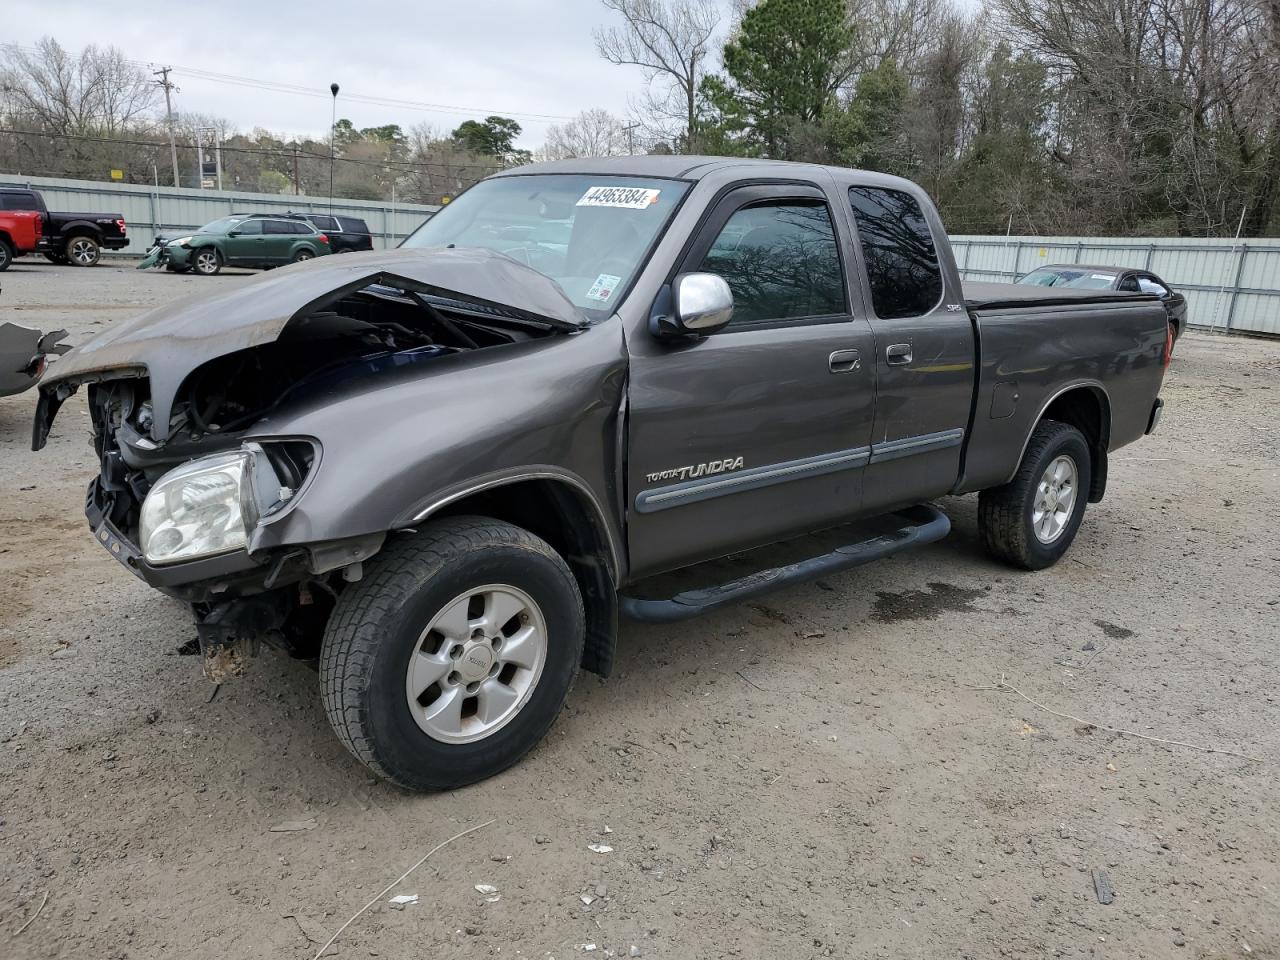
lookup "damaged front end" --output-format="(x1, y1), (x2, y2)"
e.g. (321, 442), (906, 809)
(35, 247), (588, 679)
(0, 323), (69, 398)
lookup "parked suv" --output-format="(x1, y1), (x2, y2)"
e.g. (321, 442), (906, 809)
(139, 214), (332, 275)
(282, 212), (373, 254)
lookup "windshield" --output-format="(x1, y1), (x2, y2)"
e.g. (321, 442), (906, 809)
(402, 174), (690, 317)
(197, 216), (243, 235)
(1018, 268), (1117, 290)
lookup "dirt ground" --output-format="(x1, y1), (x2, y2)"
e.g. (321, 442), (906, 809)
(1, 259), (1278, 960)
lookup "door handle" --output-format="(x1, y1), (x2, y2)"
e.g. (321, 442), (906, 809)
(828, 349), (861, 373)
(885, 343), (913, 365)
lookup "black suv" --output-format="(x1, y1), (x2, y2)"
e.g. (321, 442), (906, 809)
(281, 212), (373, 254)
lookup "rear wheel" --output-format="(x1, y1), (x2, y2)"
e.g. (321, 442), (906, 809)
(291, 248), (315, 263)
(66, 235), (100, 267)
(978, 420), (1092, 570)
(0, 239), (12, 272)
(191, 247), (222, 276)
(320, 517), (585, 791)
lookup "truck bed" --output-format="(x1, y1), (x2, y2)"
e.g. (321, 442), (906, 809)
(956, 280), (1169, 496)
(963, 280), (1159, 310)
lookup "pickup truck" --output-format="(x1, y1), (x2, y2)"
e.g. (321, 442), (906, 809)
(32, 157), (1170, 791)
(0, 208), (43, 271)
(0, 186), (128, 266)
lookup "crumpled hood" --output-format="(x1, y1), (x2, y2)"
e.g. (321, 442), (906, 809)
(38, 246), (589, 442)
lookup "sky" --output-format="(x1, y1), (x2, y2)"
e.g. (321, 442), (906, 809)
(6, 0), (737, 148)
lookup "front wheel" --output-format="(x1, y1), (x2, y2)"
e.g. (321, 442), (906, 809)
(66, 235), (101, 266)
(0, 239), (12, 272)
(978, 420), (1092, 570)
(191, 247), (222, 276)
(320, 517), (585, 791)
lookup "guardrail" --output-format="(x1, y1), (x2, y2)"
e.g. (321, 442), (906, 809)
(0, 173), (440, 254)
(951, 235), (1280, 337)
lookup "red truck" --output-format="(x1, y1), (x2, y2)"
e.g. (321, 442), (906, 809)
(0, 209), (43, 271)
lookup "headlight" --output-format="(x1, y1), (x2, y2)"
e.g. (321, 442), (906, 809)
(167, 236), (193, 246)
(140, 446), (283, 565)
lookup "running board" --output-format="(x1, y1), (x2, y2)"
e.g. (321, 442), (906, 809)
(618, 504), (950, 623)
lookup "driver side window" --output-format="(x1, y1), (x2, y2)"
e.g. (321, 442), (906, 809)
(697, 200), (846, 326)
(236, 219), (264, 235)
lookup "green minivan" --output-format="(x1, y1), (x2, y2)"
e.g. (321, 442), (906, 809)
(142, 214), (332, 276)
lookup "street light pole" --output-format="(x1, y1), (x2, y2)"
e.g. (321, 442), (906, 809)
(329, 82), (340, 210)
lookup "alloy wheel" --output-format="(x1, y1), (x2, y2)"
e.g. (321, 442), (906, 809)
(404, 584), (548, 744)
(1031, 455), (1078, 544)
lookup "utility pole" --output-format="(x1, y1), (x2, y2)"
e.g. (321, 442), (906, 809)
(153, 67), (180, 188)
(329, 82), (340, 210)
(622, 122), (640, 156)
(291, 144), (300, 195)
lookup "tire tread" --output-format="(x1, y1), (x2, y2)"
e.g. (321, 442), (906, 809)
(319, 516), (581, 788)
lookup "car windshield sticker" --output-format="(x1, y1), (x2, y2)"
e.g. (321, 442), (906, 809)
(577, 186), (662, 209)
(586, 274), (623, 302)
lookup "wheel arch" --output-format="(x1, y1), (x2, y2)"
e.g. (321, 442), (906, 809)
(408, 473), (621, 677)
(59, 220), (104, 240)
(1016, 382), (1112, 502)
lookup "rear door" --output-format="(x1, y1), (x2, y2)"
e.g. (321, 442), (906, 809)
(844, 185), (976, 512)
(262, 219), (298, 264)
(625, 182), (878, 577)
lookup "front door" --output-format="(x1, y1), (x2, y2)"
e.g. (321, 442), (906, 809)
(843, 184), (976, 512)
(223, 218), (265, 264)
(625, 183), (878, 578)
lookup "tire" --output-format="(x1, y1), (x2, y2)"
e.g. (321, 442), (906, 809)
(191, 247), (222, 276)
(978, 420), (1092, 571)
(43, 249), (68, 265)
(0, 239), (12, 272)
(65, 235), (101, 267)
(320, 516), (585, 791)
(291, 248), (315, 263)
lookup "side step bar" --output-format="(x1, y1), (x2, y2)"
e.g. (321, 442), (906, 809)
(618, 504), (950, 623)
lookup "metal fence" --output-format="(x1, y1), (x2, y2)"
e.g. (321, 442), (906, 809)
(0, 174), (440, 254)
(4, 175), (1276, 337)
(952, 235), (1280, 337)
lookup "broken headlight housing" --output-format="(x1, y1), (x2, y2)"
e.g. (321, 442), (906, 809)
(139, 445), (284, 565)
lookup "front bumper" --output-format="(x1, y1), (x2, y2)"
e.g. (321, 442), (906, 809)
(160, 244), (192, 267)
(85, 478), (268, 598)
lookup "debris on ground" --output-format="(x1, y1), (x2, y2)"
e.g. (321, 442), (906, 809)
(270, 818), (318, 832)
(1092, 868), (1115, 905)
(388, 894), (418, 909)
(587, 843), (614, 854)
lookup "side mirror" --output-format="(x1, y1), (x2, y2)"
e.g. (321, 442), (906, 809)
(227, 230), (240, 237)
(651, 272), (734, 340)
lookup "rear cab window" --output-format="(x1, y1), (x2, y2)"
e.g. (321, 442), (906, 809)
(848, 186), (943, 319)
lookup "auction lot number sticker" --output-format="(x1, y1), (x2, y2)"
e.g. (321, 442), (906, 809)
(577, 186), (662, 209)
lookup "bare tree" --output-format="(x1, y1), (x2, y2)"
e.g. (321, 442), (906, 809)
(594, 0), (720, 151)
(0, 36), (159, 136)
(540, 108), (629, 159)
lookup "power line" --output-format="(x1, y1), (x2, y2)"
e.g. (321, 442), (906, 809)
(0, 127), (506, 177)
(4, 42), (576, 124)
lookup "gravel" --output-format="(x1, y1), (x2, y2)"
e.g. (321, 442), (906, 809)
(1, 260), (1278, 959)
